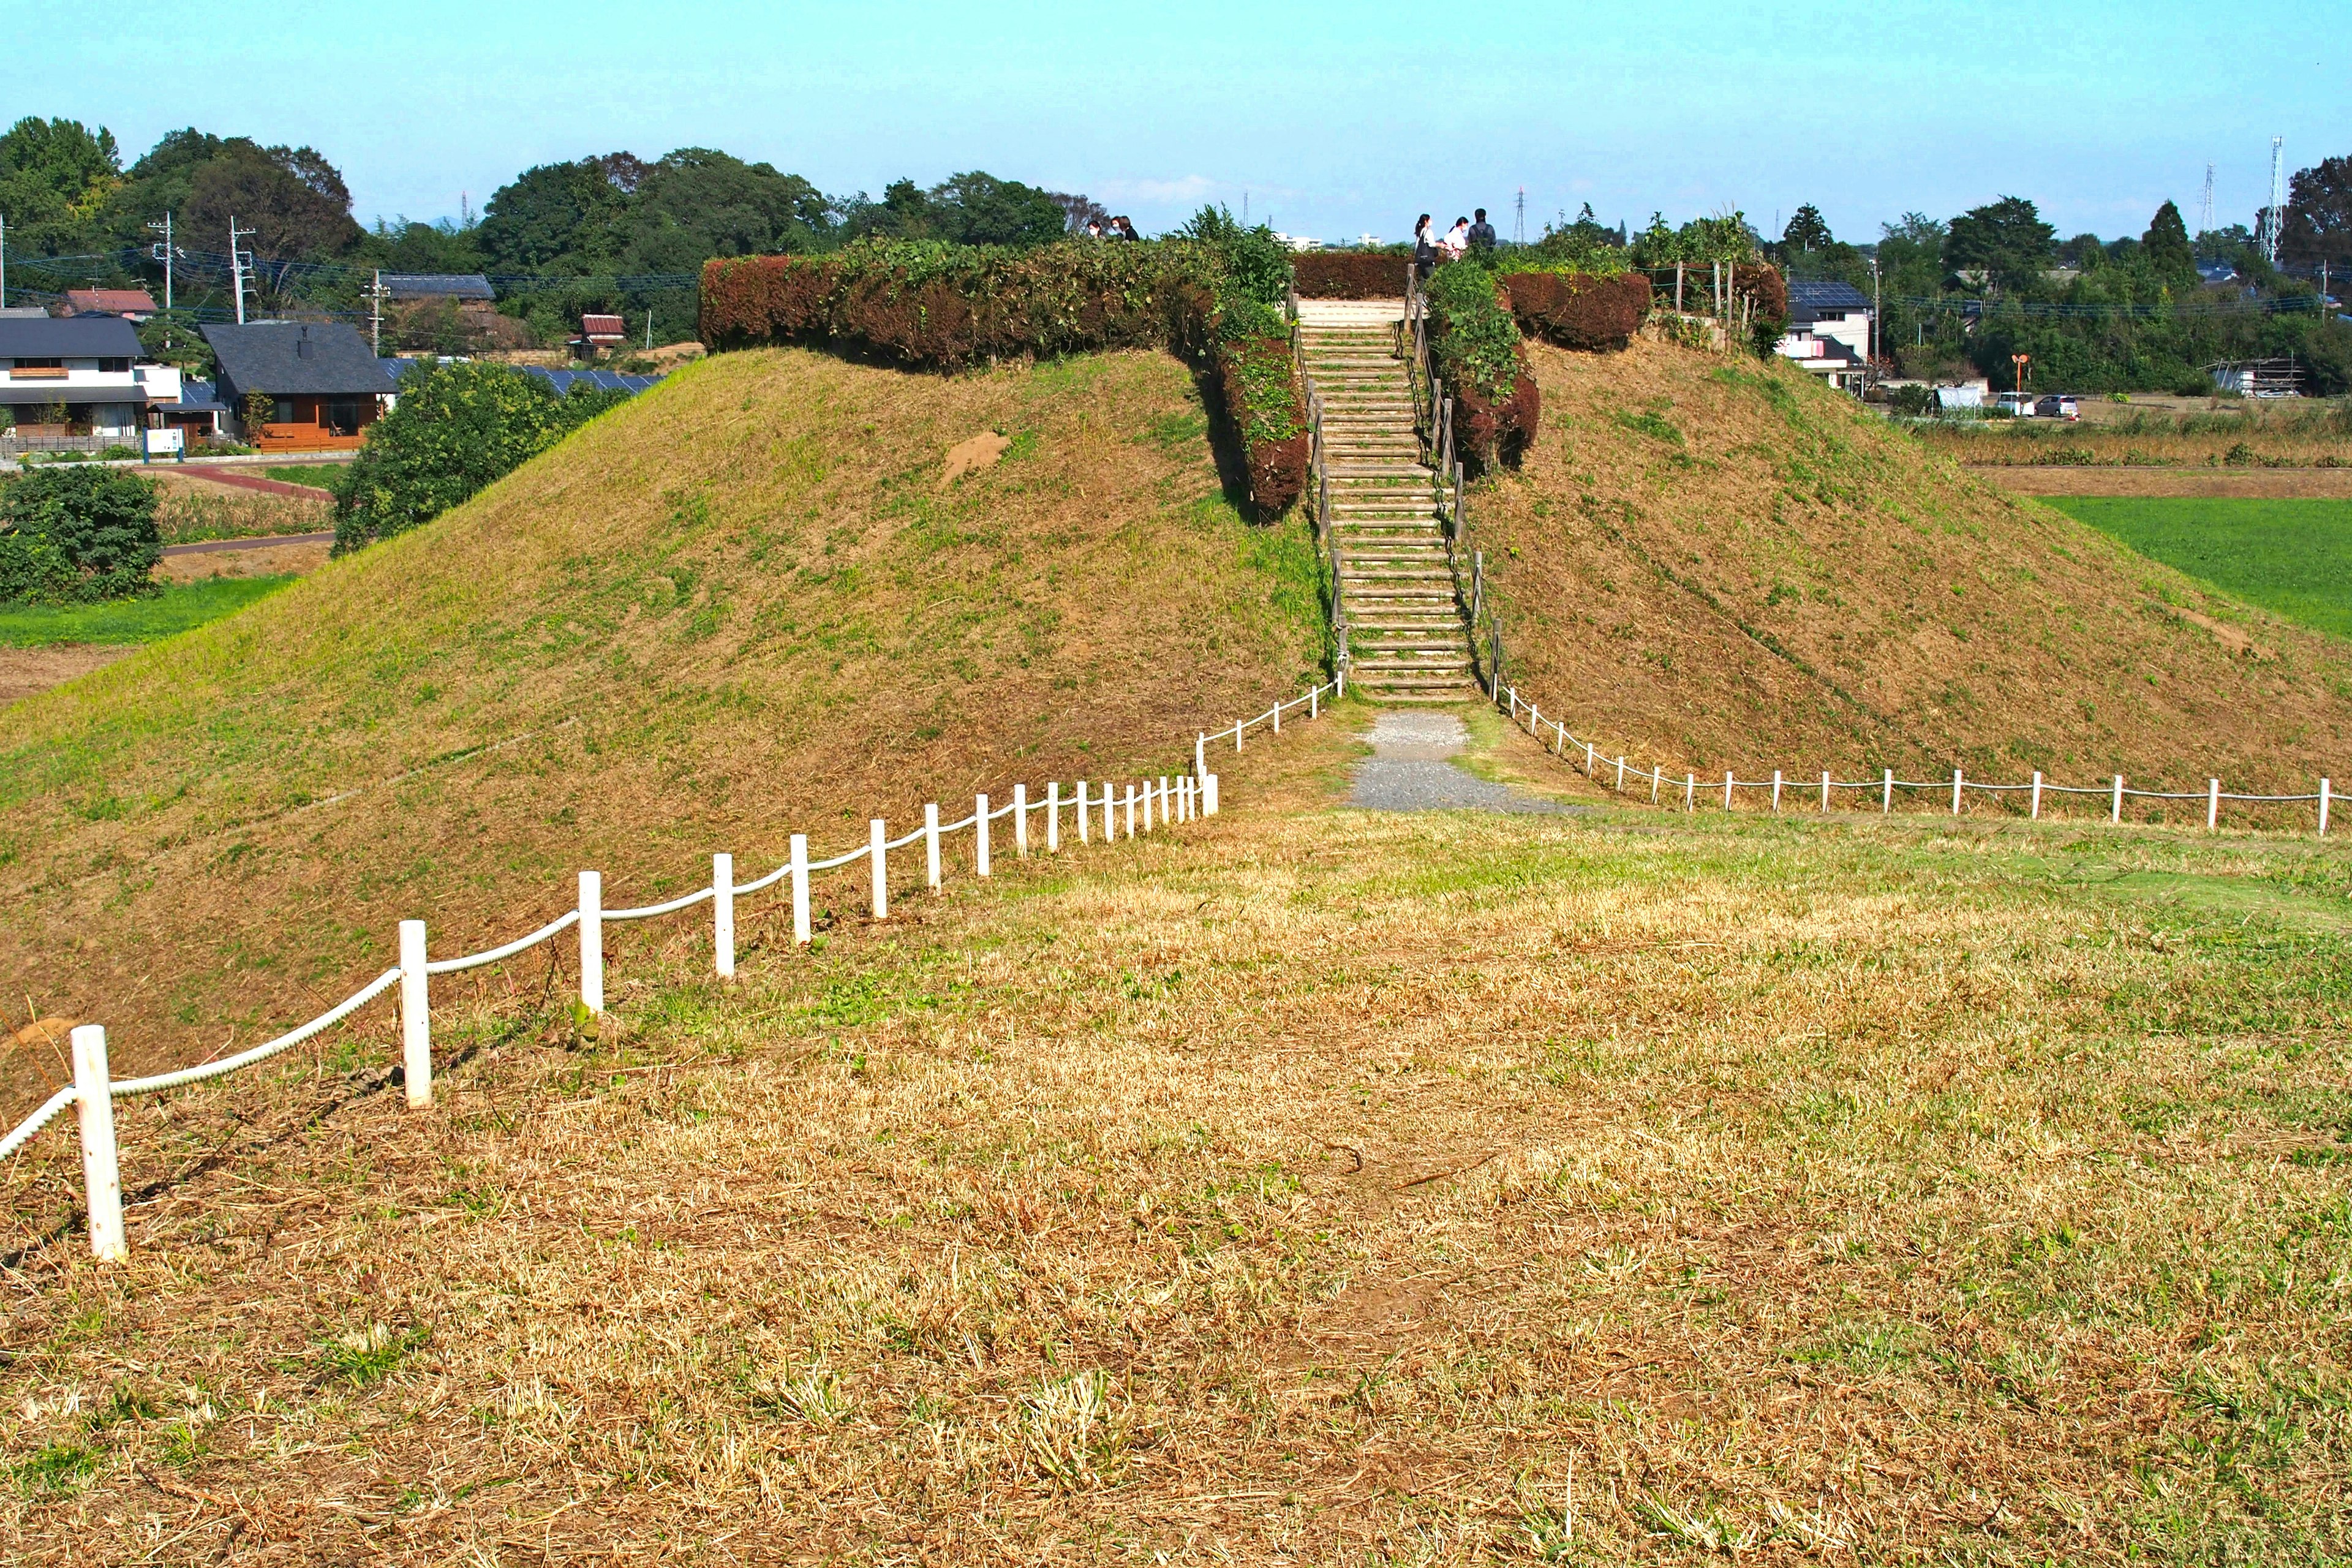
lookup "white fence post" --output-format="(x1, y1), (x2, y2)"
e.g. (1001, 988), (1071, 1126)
(1651, 767), (1660, 805)
(2031, 772), (2043, 821)
(925, 805), (941, 891)
(1771, 770), (1782, 813)
(790, 834), (811, 943)
(1723, 771), (1734, 810)
(976, 794), (992, 876)
(1272, 699), (1281, 734)
(1684, 772), (1694, 812)
(1882, 769), (1893, 814)
(2112, 775), (2125, 824)
(713, 854), (735, 979)
(1336, 668), (1345, 700)
(399, 919), (431, 1109)
(2207, 779), (2220, 831)
(1048, 783), (1062, 851)
(1204, 774), (1219, 815)
(1076, 781), (1090, 845)
(1104, 781), (1117, 841)
(1014, 785), (1028, 856)
(1615, 756), (1626, 791)
(71, 1025), (126, 1263)
(2322, 778), (2332, 838)
(1310, 686), (1319, 720)
(1586, 741), (1596, 775)
(870, 820), (888, 919)
(1820, 771), (1830, 813)
(1125, 784), (1137, 839)
(579, 871), (604, 1015)
(1951, 769), (1964, 816)
(1196, 731), (1206, 780)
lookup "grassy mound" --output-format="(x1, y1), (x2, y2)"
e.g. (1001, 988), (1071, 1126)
(1473, 339), (2352, 790)
(0, 347), (1324, 1109)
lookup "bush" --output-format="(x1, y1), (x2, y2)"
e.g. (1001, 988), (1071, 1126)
(0, 467), (162, 601)
(1501, 271), (1650, 350)
(0, 532), (77, 603)
(1219, 336), (1306, 510)
(1292, 253), (1409, 299)
(1422, 262), (1540, 469)
(334, 362), (630, 550)
(1886, 384), (1939, 417)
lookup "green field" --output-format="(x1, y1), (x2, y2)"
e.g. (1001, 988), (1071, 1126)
(262, 464), (346, 488)
(0, 576), (294, 647)
(2042, 496), (2352, 641)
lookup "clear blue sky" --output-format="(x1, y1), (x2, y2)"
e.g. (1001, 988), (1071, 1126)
(8, 0), (2339, 246)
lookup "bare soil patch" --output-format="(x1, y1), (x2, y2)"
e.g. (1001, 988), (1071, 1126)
(0, 644), (136, 705)
(1972, 464), (2352, 498)
(152, 537), (333, 585)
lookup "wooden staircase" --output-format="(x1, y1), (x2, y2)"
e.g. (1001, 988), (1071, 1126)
(1297, 300), (1472, 705)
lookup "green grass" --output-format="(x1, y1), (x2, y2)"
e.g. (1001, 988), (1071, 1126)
(263, 464), (346, 488)
(2041, 496), (2352, 641)
(0, 576), (295, 647)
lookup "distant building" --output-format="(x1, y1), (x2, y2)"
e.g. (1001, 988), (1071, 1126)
(200, 320), (399, 450)
(64, 288), (160, 320)
(0, 314), (159, 441)
(573, 313), (628, 358)
(1775, 279), (1874, 391)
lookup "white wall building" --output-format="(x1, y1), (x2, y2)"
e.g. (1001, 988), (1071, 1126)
(1775, 279), (1875, 392)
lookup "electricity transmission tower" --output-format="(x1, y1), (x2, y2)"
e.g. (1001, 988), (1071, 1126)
(2199, 164), (2214, 233)
(1513, 187), (1526, 245)
(2263, 137), (2285, 267)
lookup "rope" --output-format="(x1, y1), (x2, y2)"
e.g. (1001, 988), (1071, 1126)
(425, 911), (581, 973)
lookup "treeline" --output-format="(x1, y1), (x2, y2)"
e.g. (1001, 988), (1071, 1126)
(0, 115), (1105, 355)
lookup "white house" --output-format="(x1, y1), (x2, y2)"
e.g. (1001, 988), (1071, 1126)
(0, 314), (172, 442)
(1775, 279), (1874, 391)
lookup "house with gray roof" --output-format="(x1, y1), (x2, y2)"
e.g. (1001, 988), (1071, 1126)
(200, 320), (398, 450)
(0, 313), (160, 443)
(1774, 279), (1875, 391)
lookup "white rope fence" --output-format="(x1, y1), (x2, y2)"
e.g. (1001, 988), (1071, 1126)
(1487, 678), (2337, 839)
(7, 671), (1346, 1261)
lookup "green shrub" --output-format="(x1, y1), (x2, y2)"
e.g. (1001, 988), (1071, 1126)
(1887, 384), (1939, 417)
(1425, 263), (1525, 400)
(0, 467), (162, 601)
(334, 362), (630, 550)
(0, 532), (76, 603)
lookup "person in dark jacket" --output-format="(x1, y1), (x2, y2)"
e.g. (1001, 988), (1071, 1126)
(1468, 208), (1497, 254)
(1112, 216), (1142, 241)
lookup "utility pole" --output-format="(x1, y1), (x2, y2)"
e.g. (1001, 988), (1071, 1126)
(370, 268), (384, 356)
(2199, 164), (2215, 233)
(146, 212), (178, 347)
(228, 217), (258, 325)
(2264, 136), (2285, 269)
(644, 309), (653, 351)
(1, 212), (8, 308)
(1871, 255), (1881, 369)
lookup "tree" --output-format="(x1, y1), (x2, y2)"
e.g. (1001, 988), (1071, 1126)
(2141, 200), (2195, 283)
(0, 467), (160, 600)
(167, 138), (361, 258)
(1781, 203), (1833, 252)
(1050, 191), (1110, 235)
(334, 362), (629, 549)
(1943, 196), (2055, 293)
(0, 116), (120, 252)
(476, 158), (633, 272)
(2281, 155), (2352, 268)
(842, 171), (1067, 248)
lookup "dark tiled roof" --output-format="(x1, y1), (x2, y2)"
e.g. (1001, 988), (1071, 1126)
(382, 273), (496, 301)
(1787, 279), (1874, 324)
(0, 314), (143, 358)
(200, 322), (399, 399)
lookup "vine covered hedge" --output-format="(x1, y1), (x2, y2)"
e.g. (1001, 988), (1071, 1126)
(0, 467), (162, 603)
(1501, 271), (1652, 350)
(700, 219), (1309, 514)
(1292, 252), (1409, 300)
(1423, 262), (1540, 470)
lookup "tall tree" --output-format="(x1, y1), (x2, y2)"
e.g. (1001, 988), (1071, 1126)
(2141, 200), (2195, 283)
(111, 131), (361, 258)
(1943, 196), (2055, 293)
(0, 117), (120, 252)
(2281, 155), (2352, 268)
(1781, 203), (1833, 252)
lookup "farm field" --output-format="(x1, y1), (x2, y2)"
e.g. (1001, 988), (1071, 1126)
(5, 711), (2350, 1564)
(1908, 403), (2352, 470)
(2042, 497), (2352, 643)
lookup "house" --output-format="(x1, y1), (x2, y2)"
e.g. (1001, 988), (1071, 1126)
(0, 314), (170, 443)
(149, 374), (229, 440)
(380, 274), (496, 306)
(572, 313), (628, 358)
(1775, 280), (1874, 391)
(200, 320), (399, 451)
(64, 288), (160, 320)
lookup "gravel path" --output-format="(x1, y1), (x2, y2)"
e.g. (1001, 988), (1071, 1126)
(1349, 711), (1583, 814)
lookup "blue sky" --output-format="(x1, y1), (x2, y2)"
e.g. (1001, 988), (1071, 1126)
(8, 0), (2340, 246)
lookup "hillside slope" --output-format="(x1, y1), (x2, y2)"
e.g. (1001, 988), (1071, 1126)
(1475, 338), (2352, 789)
(1, 347), (1324, 1109)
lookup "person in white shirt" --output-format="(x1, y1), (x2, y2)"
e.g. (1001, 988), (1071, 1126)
(1439, 217), (1471, 260)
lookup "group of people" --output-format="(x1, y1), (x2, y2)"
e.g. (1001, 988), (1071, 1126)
(1081, 215), (1144, 241)
(1412, 208), (1498, 275)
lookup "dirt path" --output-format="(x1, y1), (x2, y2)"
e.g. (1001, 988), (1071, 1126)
(1970, 464), (2352, 497)
(0, 644), (136, 705)
(154, 535), (332, 584)
(1349, 710), (1580, 813)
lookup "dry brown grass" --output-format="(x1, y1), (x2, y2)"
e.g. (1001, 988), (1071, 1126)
(1912, 401), (2352, 469)
(0, 347), (1324, 1117)
(1471, 338), (2352, 796)
(1969, 466), (2352, 499)
(5, 712), (2348, 1564)
(148, 473), (333, 544)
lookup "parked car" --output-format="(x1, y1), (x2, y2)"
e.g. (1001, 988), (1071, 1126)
(1994, 392), (2035, 417)
(2033, 394), (2081, 421)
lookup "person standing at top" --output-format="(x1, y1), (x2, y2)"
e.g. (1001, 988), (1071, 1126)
(1468, 208), (1497, 255)
(1114, 216), (1142, 241)
(1412, 213), (1437, 280)
(1440, 216), (1471, 260)
(1084, 217), (1105, 239)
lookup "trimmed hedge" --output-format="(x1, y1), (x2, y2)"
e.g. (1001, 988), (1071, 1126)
(1292, 252), (1409, 300)
(1422, 262), (1539, 470)
(701, 235), (1310, 514)
(1501, 271), (1651, 351)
